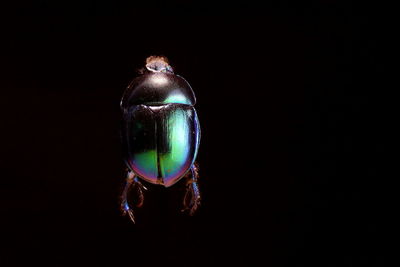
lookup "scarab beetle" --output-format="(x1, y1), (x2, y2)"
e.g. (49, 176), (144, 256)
(120, 56), (201, 223)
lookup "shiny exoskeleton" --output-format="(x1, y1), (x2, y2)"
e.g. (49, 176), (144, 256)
(120, 56), (201, 223)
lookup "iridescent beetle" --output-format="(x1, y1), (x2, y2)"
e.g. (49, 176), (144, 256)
(120, 56), (201, 223)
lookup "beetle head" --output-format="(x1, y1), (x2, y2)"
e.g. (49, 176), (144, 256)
(145, 56), (174, 73)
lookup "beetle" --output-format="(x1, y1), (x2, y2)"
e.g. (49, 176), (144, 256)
(120, 56), (201, 223)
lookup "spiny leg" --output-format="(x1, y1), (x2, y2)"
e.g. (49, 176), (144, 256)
(182, 163), (201, 216)
(120, 170), (147, 223)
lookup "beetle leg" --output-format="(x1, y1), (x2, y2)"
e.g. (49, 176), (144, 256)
(120, 170), (147, 223)
(182, 163), (201, 215)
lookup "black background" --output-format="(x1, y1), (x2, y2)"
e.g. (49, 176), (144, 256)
(1, 1), (386, 266)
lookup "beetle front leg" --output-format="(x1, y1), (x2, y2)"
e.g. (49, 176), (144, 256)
(120, 170), (147, 223)
(182, 163), (201, 215)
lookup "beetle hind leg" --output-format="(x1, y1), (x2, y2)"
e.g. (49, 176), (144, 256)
(182, 163), (201, 216)
(120, 170), (147, 223)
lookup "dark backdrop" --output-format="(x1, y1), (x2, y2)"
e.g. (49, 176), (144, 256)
(1, 1), (386, 266)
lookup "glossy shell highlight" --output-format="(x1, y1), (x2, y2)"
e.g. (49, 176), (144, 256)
(121, 104), (200, 187)
(120, 72), (196, 107)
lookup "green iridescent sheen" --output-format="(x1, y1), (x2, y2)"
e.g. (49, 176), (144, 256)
(124, 104), (199, 187)
(159, 108), (192, 180)
(132, 150), (158, 178)
(163, 90), (192, 105)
